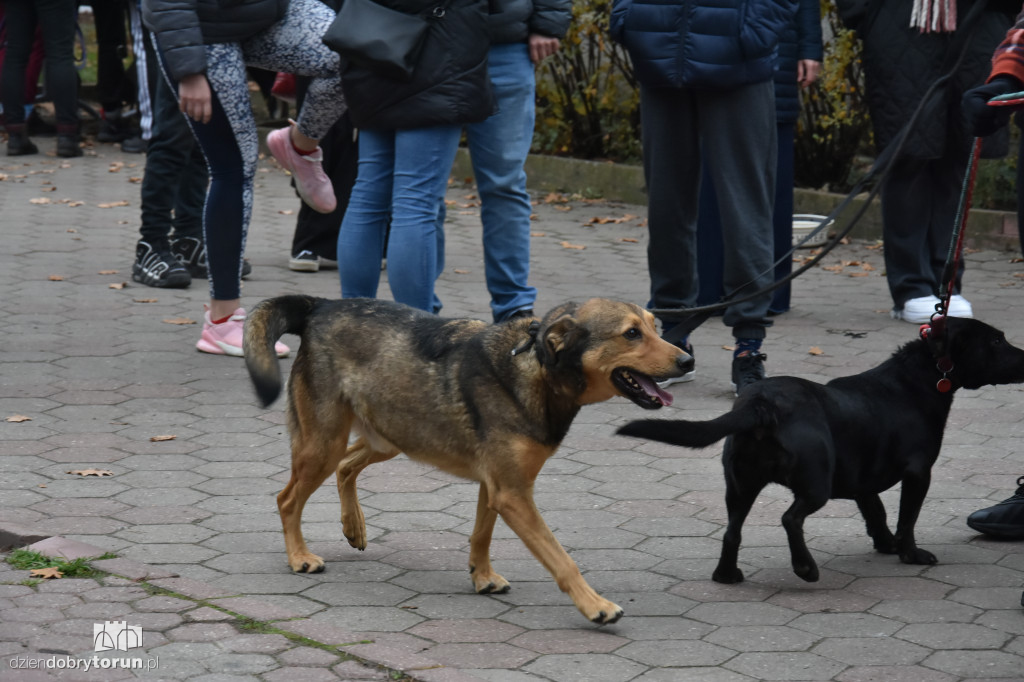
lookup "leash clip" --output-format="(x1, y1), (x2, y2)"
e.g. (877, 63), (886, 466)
(511, 321), (541, 357)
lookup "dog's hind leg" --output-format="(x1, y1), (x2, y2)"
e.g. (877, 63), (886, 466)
(781, 493), (828, 582)
(469, 483), (511, 595)
(713, 482), (764, 584)
(336, 438), (400, 551)
(894, 470), (938, 565)
(856, 493), (898, 554)
(488, 482), (623, 624)
(279, 434), (350, 573)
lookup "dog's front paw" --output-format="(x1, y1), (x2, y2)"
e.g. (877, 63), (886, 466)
(900, 547), (937, 565)
(712, 567), (745, 584)
(585, 599), (624, 625)
(471, 568), (511, 595)
(793, 561), (819, 582)
(872, 536), (898, 554)
(289, 551), (325, 573)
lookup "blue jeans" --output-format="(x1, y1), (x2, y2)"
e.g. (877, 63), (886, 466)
(438, 43), (536, 322)
(338, 125), (462, 312)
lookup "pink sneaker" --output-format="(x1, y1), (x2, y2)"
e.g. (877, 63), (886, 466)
(266, 122), (336, 214)
(196, 307), (290, 358)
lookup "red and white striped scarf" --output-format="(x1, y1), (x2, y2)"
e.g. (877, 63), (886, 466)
(911, 0), (957, 32)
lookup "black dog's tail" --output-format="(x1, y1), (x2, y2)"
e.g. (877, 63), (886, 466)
(617, 402), (769, 449)
(243, 295), (319, 407)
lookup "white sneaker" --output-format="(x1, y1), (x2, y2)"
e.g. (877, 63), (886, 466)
(289, 250), (320, 272)
(892, 295), (940, 323)
(947, 294), (974, 318)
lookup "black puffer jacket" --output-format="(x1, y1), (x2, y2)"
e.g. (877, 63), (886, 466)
(843, 0), (1015, 159)
(142, 0), (288, 80)
(339, 0), (496, 130)
(487, 0), (571, 44)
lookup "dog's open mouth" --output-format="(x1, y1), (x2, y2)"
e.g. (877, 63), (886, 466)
(612, 367), (674, 409)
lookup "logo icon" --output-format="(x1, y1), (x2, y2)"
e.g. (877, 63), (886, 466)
(93, 621), (143, 652)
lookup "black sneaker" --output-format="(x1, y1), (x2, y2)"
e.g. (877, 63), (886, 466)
(6, 132), (38, 156)
(97, 117), (131, 143)
(120, 135), (147, 154)
(172, 237), (251, 279)
(56, 134), (83, 158)
(132, 241), (191, 288)
(658, 341), (695, 388)
(731, 351), (767, 396)
(967, 476), (1024, 539)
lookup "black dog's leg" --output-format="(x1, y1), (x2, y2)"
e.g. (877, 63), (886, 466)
(713, 482), (763, 584)
(781, 494), (828, 582)
(895, 470), (938, 565)
(855, 494), (897, 554)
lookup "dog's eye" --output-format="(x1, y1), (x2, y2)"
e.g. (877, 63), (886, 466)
(623, 327), (642, 340)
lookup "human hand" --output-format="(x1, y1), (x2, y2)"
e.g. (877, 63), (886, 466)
(962, 76), (1023, 137)
(179, 74), (213, 124)
(528, 34), (560, 64)
(797, 60), (821, 88)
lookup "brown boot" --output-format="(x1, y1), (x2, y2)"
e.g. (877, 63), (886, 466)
(5, 124), (38, 156)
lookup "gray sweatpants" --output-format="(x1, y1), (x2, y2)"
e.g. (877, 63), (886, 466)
(641, 81), (777, 340)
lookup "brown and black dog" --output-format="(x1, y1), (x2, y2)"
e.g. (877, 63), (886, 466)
(620, 317), (1024, 585)
(244, 296), (692, 624)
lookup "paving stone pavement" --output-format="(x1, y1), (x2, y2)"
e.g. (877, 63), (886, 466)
(1, 144), (1024, 681)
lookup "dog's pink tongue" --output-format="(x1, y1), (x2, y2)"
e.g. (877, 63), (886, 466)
(635, 374), (674, 406)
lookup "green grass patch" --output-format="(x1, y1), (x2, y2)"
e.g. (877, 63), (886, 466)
(5, 549), (115, 578)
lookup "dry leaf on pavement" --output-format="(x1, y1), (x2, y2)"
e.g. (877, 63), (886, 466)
(162, 317), (196, 325)
(98, 270), (118, 275)
(5, 415), (32, 423)
(30, 567), (63, 580)
(67, 469), (114, 477)
(48, 275), (64, 281)
(108, 282), (127, 289)
(97, 200), (130, 208)
(560, 241), (586, 250)
(150, 435), (177, 442)
(809, 347), (825, 356)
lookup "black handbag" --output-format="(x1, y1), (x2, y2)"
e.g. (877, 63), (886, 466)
(321, 0), (447, 82)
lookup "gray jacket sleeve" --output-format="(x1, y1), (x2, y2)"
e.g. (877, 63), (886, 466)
(141, 0), (207, 81)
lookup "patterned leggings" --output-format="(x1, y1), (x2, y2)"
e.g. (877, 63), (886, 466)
(157, 0), (345, 301)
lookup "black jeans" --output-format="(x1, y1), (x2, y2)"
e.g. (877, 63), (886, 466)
(139, 39), (206, 246)
(1, 0), (79, 129)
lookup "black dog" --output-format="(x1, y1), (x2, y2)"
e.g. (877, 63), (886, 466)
(619, 317), (1024, 584)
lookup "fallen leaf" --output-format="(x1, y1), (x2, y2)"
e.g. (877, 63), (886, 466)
(38, 484), (46, 488)
(463, 193), (478, 200)
(444, 199), (457, 206)
(620, 237), (639, 243)
(65, 201), (84, 207)
(553, 205), (573, 212)
(5, 415), (32, 423)
(861, 263), (875, 271)
(41, 186), (56, 192)
(559, 241), (586, 250)
(808, 347), (825, 356)
(133, 298), (158, 303)
(543, 192), (569, 204)
(453, 269), (469, 274)
(841, 260), (861, 267)
(97, 200), (129, 208)
(108, 282), (127, 289)
(128, 177), (142, 183)
(68, 469), (114, 477)
(848, 272), (870, 278)
(48, 275), (64, 281)
(108, 162), (124, 172)
(98, 270), (119, 275)
(278, 209), (294, 215)
(30, 567), (63, 579)
(822, 265), (844, 273)
(30, 197), (51, 204)
(530, 232), (546, 237)
(150, 434), (176, 442)
(722, 345), (735, 351)
(163, 317), (196, 325)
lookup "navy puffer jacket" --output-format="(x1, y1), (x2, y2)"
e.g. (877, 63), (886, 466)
(774, 0), (822, 123)
(610, 0), (798, 89)
(142, 0), (288, 81)
(488, 0), (572, 43)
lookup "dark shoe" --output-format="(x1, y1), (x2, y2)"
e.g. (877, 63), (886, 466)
(288, 250), (320, 272)
(172, 236), (251, 279)
(731, 351), (767, 396)
(56, 135), (83, 158)
(967, 476), (1024, 539)
(504, 308), (535, 322)
(97, 115), (131, 143)
(133, 241), (191, 288)
(120, 135), (147, 154)
(658, 341), (695, 388)
(6, 125), (38, 156)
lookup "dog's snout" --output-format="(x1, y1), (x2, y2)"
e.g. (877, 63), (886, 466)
(676, 351), (695, 374)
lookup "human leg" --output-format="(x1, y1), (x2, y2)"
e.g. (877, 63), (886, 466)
(2, 0), (37, 154)
(385, 125), (463, 311)
(338, 129), (395, 300)
(34, 0), (81, 155)
(464, 43), (537, 322)
(770, 122), (796, 315)
(640, 85), (701, 321)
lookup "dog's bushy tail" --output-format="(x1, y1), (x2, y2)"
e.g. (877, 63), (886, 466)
(617, 403), (768, 449)
(243, 295), (318, 407)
